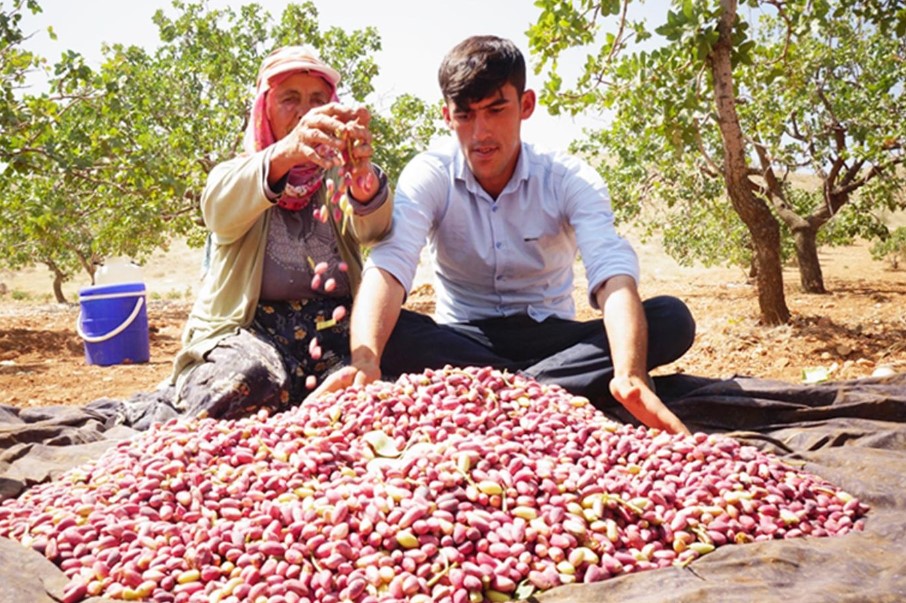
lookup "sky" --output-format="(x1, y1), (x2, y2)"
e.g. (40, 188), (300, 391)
(18, 0), (659, 151)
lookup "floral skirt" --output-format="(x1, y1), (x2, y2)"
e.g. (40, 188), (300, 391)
(177, 296), (352, 420)
(251, 296), (352, 399)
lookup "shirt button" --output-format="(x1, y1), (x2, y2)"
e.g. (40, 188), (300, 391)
(495, 242), (503, 249)
(492, 206), (498, 212)
(496, 275), (503, 281)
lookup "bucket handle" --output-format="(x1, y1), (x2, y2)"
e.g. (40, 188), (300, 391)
(76, 296), (145, 343)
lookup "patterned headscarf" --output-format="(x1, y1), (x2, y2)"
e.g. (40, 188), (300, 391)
(244, 46), (341, 211)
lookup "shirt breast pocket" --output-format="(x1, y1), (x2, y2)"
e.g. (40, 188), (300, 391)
(512, 234), (546, 275)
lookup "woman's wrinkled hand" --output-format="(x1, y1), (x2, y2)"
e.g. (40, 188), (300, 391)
(337, 105), (380, 202)
(277, 103), (374, 176)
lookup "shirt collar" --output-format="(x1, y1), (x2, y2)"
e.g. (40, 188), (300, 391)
(454, 141), (531, 199)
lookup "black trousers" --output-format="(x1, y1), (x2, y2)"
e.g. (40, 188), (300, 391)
(381, 296), (695, 405)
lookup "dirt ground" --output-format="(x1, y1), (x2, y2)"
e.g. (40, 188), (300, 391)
(1, 238), (904, 409)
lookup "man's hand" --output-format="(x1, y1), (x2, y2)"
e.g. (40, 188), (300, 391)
(311, 268), (405, 400)
(609, 374), (690, 435)
(594, 275), (690, 435)
(310, 358), (382, 399)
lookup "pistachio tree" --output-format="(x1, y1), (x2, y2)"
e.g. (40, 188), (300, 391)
(1, 0), (44, 166)
(528, 0), (905, 324)
(1, 0), (441, 302)
(0, 0), (90, 301)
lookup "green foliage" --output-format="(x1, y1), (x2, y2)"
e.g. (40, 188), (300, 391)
(836, 0), (906, 38)
(1, 0), (48, 165)
(0, 1), (437, 297)
(871, 226), (906, 269)
(529, 0), (906, 279)
(370, 95), (444, 184)
(662, 197), (753, 269)
(528, 0), (650, 117)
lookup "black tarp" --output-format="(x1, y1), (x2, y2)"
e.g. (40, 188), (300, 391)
(1, 373), (905, 603)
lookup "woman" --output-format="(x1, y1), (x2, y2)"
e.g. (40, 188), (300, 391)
(169, 45), (392, 420)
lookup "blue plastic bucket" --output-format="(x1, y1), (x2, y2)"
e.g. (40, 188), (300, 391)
(77, 282), (150, 366)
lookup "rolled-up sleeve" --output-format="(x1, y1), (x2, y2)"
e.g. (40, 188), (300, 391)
(560, 156), (640, 310)
(366, 154), (446, 294)
(346, 166), (390, 216)
(343, 165), (394, 247)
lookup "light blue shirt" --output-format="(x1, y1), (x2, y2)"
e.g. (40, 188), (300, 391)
(366, 139), (640, 323)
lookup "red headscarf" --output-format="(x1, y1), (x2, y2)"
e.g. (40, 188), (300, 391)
(244, 46), (341, 211)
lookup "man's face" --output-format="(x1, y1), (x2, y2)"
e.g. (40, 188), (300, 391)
(267, 72), (333, 140)
(443, 83), (535, 198)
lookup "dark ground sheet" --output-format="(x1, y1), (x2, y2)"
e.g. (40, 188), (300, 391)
(2, 373), (905, 603)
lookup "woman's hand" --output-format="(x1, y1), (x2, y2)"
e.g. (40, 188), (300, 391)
(276, 104), (347, 168)
(337, 105), (380, 202)
(270, 103), (377, 185)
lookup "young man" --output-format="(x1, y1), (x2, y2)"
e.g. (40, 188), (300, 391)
(322, 35), (695, 434)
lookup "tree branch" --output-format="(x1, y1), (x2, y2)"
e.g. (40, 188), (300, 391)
(763, 0), (794, 66)
(752, 138), (806, 228)
(836, 156), (904, 198)
(604, 0), (632, 64)
(692, 120), (721, 176)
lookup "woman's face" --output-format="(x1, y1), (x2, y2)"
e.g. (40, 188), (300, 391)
(267, 72), (333, 140)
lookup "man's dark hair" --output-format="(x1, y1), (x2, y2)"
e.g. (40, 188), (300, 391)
(438, 35), (526, 108)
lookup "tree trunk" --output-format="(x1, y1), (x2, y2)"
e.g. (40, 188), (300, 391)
(792, 226), (827, 293)
(45, 261), (69, 304)
(52, 272), (67, 304)
(710, 0), (790, 325)
(748, 217), (789, 324)
(752, 141), (823, 294)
